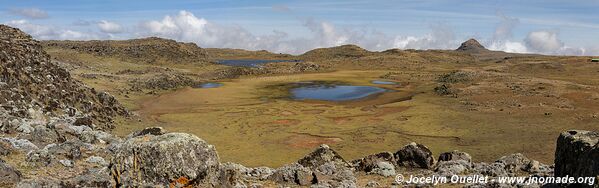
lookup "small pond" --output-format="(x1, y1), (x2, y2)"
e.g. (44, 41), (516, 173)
(371, 80), (397, 85)
(290, 83), (387, 101)
(217, 59), (300, 67)
(194, 82), (223, 88)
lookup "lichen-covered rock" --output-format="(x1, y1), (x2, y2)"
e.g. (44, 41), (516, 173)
(554, 130), (599, 187)
(109, 132), (220, 187)
(438, 150), (472, 163)
(395, 142), (435, 169)
(495, 153), (530, 173)
(435, 160), (471, 177)
(471, 162), (508, 177)
(369, 161), (396, 177)
(0, 159), (21, 185)
(269, 163), (314, 186)
(352, 151), (395, 173)
(0, 25), (128, 130)
(0, 137), (38, 152)
(297, 144), (356, 187)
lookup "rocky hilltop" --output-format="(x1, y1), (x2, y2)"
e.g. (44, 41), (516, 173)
(0, 25), (127, 130)
(456, 38), (487, 52)
(301, 44), (373, 60)
(43, 37), (210, 64)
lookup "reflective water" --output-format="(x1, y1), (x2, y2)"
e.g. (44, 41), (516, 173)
(371, 80), (397, 85)
(217, 59), (300, 67)
(195, 82), (223, 88)
(290, 83), (386, 101)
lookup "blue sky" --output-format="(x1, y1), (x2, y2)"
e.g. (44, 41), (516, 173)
(1, 0), (598, 55)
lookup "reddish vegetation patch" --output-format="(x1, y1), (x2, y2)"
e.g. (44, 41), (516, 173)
(284, 133), (343, 149)
(272, 119), (301, 125)
(170, 176), (192, 188)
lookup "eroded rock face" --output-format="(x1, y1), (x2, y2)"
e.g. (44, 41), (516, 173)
(555, 130), (599, 186)
(109, 132), (220, 187)
(395, 142), (435, 169)
(438, 150), (472, 163)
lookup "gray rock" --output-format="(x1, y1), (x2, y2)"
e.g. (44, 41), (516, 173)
(0, 159), (21, 185)
(269, 163), (314, 186)
(26, 147), (54, 166)
(16, 123), (34, 134)
(110, 132), (220, 187)
(471, 162), (508, 177)
(352, 151), (395, 173)
(438, 150), (472, 163)
(297, 144), (356, 187)
(15, 178), (61, 188)
(59, 159), (74, 167)
(219, 162), (249, 188)
(554, 130), (598, 187)
(395, 142), (435, 169)
(369, 161), (396, 177)
(21, 124), (59, 146)
(434, 160), (471, 177)
(496, 153), (530, 173)
(60, 168), (114, 188)
(1, 137), (38, 152)
(126, 126), (167, 138)
(86, 156), (108, 166)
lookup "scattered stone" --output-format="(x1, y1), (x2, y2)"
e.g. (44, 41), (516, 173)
(365, 180), (380, 188)
(471, 162), (508, 177)
(496, 153), (530, 173)
(395, 142), (435, 169)
(1, 138), (38, 152)
(110, 132), (220, 187)
(297, 144), (356, 187)
(0, 140), (14, 156)
(59, 159), (74, 167)
(435, 160), (471, 177)
(127, 126), (167, 138)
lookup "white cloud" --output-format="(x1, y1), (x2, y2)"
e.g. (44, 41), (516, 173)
(97, 20), (123, 33)
(524, 30), (564, 53)
(9, 8), (49, 19)
(489, 40), (528, 53)
(6, 19), (102, 40)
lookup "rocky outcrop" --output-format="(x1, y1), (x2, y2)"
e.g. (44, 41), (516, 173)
(109, 132), (220, 187)
(0, 24), (128, 130)
(555, 130), (599, 187)
(395, 142), (436, 169)
(456, 39), (487, 52)
(43, 37), (209, 64)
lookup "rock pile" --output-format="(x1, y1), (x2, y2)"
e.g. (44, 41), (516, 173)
(456, 39), (488, 52)
(0, 24), (128, 130)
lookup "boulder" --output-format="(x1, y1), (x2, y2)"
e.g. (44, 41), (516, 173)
(269, 163), (314, 186)
(554, 130), (599, 186)
(395, 142), (435, 169)
(297, 144), (356, 187)
(438, 150), (472, 163)
(495, 153), (530, 173)
(109, 132), (220, 187)
(352, 151), (396, 173)
(0, 159), (21, 185)
(0, 139), (14, 156)
(435, 160), (471, 177)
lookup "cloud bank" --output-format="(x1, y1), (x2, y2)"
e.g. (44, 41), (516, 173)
(3, 10), (598, 55)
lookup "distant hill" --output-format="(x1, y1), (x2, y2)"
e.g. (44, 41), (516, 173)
(43, 37), (209, 64)
(456, 38), (488, 52)
(300, 44), (373, 60)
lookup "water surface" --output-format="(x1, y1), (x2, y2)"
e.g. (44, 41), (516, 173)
(194, 82), (223, 88)
(371, 80), (397, 85)
(291, 83), (387, 101)
(217, 59), (299, 67)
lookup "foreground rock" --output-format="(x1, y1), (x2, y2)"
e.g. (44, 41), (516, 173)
(110, 132), (220, 187)
(395, 142), (436, 169)
(555, 130), (599, 187)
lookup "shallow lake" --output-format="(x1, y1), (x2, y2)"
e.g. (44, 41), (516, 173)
(290, 83), (387, 101)
(217, 59), (299, 67)
(194, 82), (223, 88)
(371, 80), (397, 85)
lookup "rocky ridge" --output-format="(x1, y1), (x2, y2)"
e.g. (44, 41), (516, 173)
(0, 25), (128, 130)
